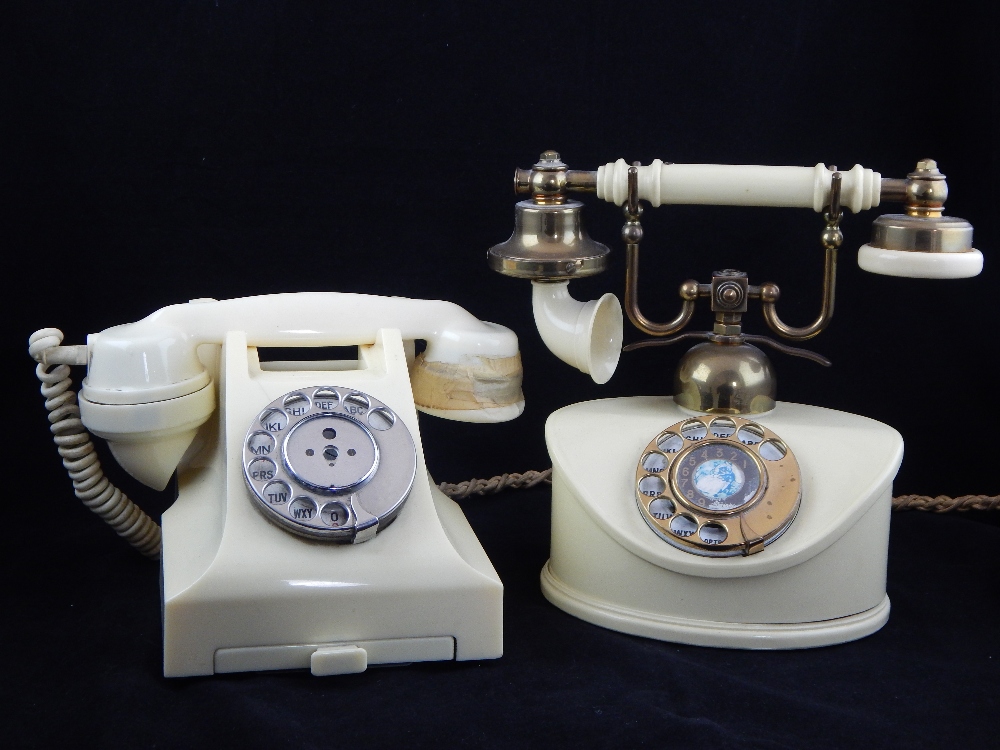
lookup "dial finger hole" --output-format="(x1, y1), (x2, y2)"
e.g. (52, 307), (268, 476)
(313, 388), (341, 411)
(680, 420), (708, 441)
(344, 393), (370, 413)
(247, 431), (275, 456)
(641, 451), (668, 473)
(259, 409), (287, 433)
(368, 407), (395, 431)
(648, 497), (675, 520)
(262, 481), (290, 506)
(320, 501), (351, 528)
(669, 514), (698, 538)
(248, 458), (276, 482)
(289, 497), (318, 522)
(656, 433), (683, 453)
(638, 475), (666, 497)
(759, 439), (787, 461)
(283, 392), (311, 417)
(699, 522), (728, 545)
(709, 417), (736, 438)
(737, 423), (764, 445)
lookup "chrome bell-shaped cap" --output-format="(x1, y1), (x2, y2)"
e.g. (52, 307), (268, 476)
(869, 213), (973, 253)
(488, 200), (611, 280)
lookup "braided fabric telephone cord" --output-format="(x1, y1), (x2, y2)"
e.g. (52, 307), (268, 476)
(29, 329), (162, 559)
(438, 469), (998, 512)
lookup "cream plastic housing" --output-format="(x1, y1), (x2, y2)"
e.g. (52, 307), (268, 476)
(78, 293), (523, 489)
(531, 281), (623, 384)
(542, 397), (904, 648)
(161, 328), (503, 676)
(596, 160), (881, 214)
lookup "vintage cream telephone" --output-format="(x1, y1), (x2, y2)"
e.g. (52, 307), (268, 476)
(29, 293), (524, 676)
(489, 152), (982, 649)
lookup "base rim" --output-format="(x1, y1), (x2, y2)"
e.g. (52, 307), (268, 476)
(540, 560), (890, 650)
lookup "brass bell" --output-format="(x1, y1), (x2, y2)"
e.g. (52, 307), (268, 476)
(673, 342), (778, 415)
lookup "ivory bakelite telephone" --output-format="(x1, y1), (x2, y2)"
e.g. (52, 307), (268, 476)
(489, 152), (982, 648)
(29, 294), (524, 676)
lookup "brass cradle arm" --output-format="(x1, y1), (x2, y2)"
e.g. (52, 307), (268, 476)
(624, 241), (699, 336)
(759, 244), (837, 341)
(622, 163), (699, 337)
(759, 172), (843, 341)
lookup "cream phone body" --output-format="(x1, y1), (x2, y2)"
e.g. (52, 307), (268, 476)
(490, 152), (981, 648)
(31, 293), (524, 676)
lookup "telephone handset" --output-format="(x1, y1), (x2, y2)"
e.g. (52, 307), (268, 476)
(31, 292), (522, 676)
(489, 151), (983, 649)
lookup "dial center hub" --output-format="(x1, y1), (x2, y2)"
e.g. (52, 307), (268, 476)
(283, 414), (378, 493)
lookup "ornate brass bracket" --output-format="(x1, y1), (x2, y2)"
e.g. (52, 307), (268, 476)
(622, 164), (846, 345)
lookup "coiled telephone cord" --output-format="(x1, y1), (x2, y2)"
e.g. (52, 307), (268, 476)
(29, 329), (162, 559)
(437, 469), (999, 513)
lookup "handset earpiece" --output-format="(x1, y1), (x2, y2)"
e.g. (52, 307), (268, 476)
(79, 321), (215, 491)
(858, 160), (983, 279)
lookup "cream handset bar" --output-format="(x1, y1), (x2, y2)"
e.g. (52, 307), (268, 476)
(595, 160), (881, 213)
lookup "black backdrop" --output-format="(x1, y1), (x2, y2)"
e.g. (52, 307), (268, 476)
(5, 2), (997, 748)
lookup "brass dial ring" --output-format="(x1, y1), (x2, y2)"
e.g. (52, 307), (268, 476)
(635, 415), (800, 557)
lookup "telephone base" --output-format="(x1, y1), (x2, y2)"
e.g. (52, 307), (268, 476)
(541, 562), (891, 649)
(163, 474), (504, 677)
(543, 396), (903, 650)
(160, 329), (503, 677)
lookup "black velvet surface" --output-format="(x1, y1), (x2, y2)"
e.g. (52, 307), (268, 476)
(5, 1), (997, 747)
